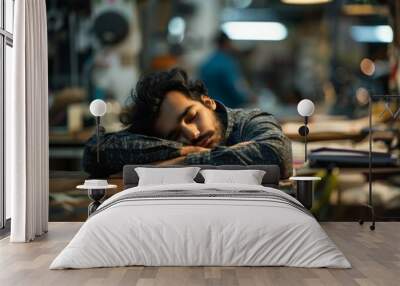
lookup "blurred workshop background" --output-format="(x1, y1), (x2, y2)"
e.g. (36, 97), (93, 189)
(47, 0), (400, 222)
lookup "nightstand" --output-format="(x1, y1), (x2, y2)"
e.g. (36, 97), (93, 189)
(289, 176), (321, 210)
(77, 180), (117, 216)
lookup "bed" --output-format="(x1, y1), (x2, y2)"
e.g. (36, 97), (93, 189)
(50, 165), (350, 269)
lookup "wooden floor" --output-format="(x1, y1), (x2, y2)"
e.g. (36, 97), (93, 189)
(0, 222), (399, 286)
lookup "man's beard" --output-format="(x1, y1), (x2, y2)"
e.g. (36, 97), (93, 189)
(190, 109), (224, 148)
(206, 109), (225, 148)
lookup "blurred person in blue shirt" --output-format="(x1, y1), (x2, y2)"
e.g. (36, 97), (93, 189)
(199, 32), (250, 108)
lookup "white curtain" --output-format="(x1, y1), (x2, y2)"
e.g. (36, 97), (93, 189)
(7, 0), (49, 242)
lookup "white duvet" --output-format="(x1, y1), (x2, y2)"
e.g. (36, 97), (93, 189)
(50, 183), (351, 269)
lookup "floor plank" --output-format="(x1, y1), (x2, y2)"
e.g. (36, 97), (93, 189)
(0, 222), (399, 286)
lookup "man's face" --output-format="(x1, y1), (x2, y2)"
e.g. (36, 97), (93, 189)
(154, 91), (223, 148)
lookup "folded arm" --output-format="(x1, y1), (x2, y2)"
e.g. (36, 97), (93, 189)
(82, 112), (293, 179)
(82, 130), (183, 178)
(184, 112), (293, 178)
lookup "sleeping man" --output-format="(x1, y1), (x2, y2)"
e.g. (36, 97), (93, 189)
(83, 68), (293, 178)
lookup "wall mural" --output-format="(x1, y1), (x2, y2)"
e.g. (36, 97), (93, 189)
(47, 0), (400, 222)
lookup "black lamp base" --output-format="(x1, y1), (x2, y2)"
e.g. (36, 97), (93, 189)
(296, 180), (313, 210)
(87, 189), (106, 216)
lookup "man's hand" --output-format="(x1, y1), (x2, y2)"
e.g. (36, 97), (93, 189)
(155, 156), (186, 166)
(180, 146), (210, 156)
(153, 146), (210, 166)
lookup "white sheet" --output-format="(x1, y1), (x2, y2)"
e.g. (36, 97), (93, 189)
(50, 183), (351, 269)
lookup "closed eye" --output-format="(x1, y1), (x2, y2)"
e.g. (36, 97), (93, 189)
(184, 110), (197, 123)
(165, 106), (196, 141)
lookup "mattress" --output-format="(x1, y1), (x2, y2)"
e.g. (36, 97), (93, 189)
(50, 183), (351, 269)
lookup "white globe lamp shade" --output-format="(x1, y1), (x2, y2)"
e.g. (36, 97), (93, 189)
(90, 99), (107, 117)
(297, 99), (315, 117)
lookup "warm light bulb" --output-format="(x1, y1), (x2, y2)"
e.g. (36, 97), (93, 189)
(297, 99), (315, 117)
(360, 58), (375, 76)
(89, 99), (107, 117)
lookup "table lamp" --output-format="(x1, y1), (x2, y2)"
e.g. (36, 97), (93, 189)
(297, 99), (315, 162)
(77, 180), (117, 216)
(89, 99), (107, 163)
(78, 100), (112, 217)
(292, 99), (318, 210)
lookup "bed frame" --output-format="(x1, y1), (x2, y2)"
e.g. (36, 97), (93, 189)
(123, 165), (281, 189)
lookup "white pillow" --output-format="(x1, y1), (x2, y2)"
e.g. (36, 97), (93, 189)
(200, 169), (266, 185)
(135, 167), (201, 186)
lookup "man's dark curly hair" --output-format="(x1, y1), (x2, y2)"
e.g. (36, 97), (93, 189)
(120, 68), (209, 136)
